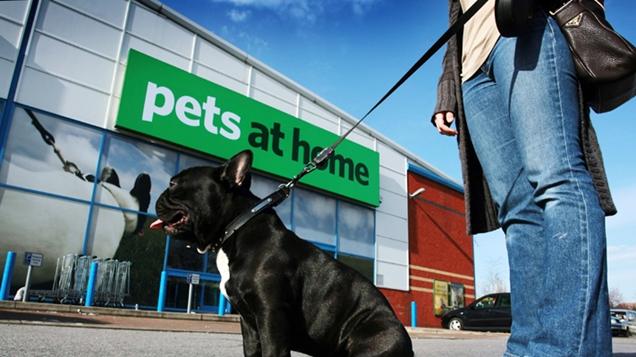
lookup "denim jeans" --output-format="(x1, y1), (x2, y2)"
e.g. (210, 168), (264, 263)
(461, 12), (611, 357)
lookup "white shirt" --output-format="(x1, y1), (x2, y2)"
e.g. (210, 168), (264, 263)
(459, 0), (501, 81)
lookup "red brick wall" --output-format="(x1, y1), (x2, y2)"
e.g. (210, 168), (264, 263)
(381, 171), (475, 328)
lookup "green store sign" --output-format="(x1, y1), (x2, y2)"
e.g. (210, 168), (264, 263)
(116, 50), (380, 206)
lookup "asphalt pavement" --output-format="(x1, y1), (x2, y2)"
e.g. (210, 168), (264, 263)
(1, 301), (634, 356)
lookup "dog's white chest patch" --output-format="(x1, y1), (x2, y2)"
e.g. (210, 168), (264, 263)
(216, 248), (230, 299)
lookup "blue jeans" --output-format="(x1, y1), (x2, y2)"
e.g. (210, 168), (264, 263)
(462, 13), (611, 357)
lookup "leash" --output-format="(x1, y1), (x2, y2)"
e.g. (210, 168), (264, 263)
(25, 109), (86, 180)
(210, 0), (489, 253)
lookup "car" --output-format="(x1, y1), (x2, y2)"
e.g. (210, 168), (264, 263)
(441, 292), (511, 332)
(611, 316), (631, 337)
(611, 309), (635, 337)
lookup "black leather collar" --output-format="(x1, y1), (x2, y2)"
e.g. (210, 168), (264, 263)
(203, 185), (292, 254)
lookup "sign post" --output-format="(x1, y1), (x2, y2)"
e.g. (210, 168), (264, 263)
(186, 273), (200, 314)
(22, 252), (43, 302)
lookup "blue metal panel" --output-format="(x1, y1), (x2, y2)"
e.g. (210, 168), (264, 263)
(0, 251), (16, 300)
(217, 293), (226, 317)
(411, 301), (417, 327)
(157, 270), (168, 312)
(84, 261), (98, 307)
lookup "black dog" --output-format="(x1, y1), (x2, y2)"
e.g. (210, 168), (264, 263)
(150, 150), (413, 356)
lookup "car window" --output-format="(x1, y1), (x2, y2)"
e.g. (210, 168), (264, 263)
(614, 311), (627, 320)
(474, 296), (496, 309)
(497, 294), (511, 308)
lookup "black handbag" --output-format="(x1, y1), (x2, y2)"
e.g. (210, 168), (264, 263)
(550, 0), (636, 112)
(495, 0), (636, 113)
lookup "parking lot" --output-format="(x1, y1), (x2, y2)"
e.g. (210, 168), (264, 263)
(1, 322), (634, 356)
(0, 303), (634, 356)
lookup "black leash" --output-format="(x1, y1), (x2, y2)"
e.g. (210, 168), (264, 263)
(26, 109), (85, 180)
(210, 0), (489, 253)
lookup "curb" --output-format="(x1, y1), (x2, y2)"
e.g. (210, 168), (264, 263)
(0, 300), (240, 322)
(406, 326), (508, 339)
(0, 318), (242, 334)
(0, 301), (506, 339)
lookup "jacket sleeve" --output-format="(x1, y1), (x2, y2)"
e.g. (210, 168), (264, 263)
(432, 0), (461, 121)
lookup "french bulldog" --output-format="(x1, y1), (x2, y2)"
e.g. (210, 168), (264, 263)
(150, 150), (413, 357)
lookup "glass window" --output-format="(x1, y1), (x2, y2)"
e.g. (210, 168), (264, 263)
(336, 201), (374, 281)
(165, 278), (221, 312)
(251, 175), (292, 229)
(178, 153), (218, 171)
(88, 206), (166, 306)
(293, 188), (336, 246)
(497, 293), (511, 308)
(475, 296), (497, 309)
(434, 280), (450, 316)
(338, 201), (374, 257)
(96, 135), (176, 215)
(449, 283), (465, 309)
(103, 208), (166, 306)
(0, 188), (89, 292)
(1, 106), (101, 200)
(337, 254), (373, 281)
(164, 152), (214, 273)
(206, 252), (219, 274)
(167, 238), (204, 271)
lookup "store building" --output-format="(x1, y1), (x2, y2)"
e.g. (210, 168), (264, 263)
(0, 0), (474, 327)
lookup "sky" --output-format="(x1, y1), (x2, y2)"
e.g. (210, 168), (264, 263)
(161, 0), (636, 302)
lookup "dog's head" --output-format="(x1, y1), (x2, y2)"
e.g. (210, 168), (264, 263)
(149, 150), (253, 254)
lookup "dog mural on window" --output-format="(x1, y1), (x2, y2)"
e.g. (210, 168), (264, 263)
(0, 109), (153, 289)
(0, 164), (151, 287)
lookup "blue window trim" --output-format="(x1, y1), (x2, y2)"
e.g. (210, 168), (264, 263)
(337, 251), (374, 262)
(0, 0), (40, 165)
(334, 200), (340, 259)
(408, 162), (464, 193)
(311, 241), (336, 253)
(373, 209), (378, 285)
(164, 268), (221, 282)
(164, 268), (223, 312)
(162, 236), (171, 269)
(82, 133), (107, 254)
(0, 183), (161, 218)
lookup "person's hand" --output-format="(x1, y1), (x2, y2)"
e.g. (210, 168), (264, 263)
(433, 111), (457, 136)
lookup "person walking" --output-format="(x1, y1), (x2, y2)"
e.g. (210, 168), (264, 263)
(432, 0), (616, 355)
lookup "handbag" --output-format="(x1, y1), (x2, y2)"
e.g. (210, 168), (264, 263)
(495, 0), (636, 113)
(551, 0), (636, 112)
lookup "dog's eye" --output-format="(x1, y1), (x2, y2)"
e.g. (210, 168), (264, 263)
(169, 180), (176, 189)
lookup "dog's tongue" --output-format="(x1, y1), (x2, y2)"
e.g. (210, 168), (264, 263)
(149, 219), (164, 230)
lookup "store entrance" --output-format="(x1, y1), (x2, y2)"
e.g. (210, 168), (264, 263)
(164, 238), (226, 313)
(163, 270), (224, 313)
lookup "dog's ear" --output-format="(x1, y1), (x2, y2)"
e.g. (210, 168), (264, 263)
(221, 150), (253, 188)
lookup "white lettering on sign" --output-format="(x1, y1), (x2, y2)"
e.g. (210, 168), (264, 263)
(24, 252), (43, 267)
(142, 82), (174, 121)
(142, 82), (242, 141)
(188, 273), (200, 285)
(175, 96), (201, 127)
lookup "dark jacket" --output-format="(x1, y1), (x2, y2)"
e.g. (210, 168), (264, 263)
(434, 0), (616, 235)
